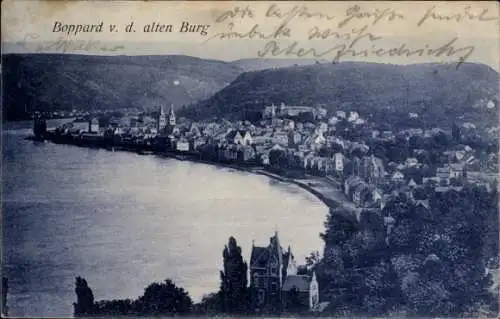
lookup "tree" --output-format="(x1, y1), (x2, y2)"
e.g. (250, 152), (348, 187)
(220, 236), (249, 314)
(431, 131), (450, 151)
(193, 292), (223, 315)
(269, 149), (288, 167)
(320, 209), (358, 248)
(359, 261), (401, 315)
(397, 186), (498, 316)
(138, 279), (193, 315)
(402, 273), (454, 316)
(306, 251), (321, 268)
(94, 299), (133, 315)
(74, 277), (192, 316)
(73, 277), (95, 316)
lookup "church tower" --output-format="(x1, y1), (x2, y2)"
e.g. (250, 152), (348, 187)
(158, 105), (167, 132)
(168, 104), (176, 126)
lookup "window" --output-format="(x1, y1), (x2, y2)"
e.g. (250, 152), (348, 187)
(258, 289), (265, 305)
(271, 265), (277, 275)
(271, 282), (278, 293)
(253, 273), (259, 287)
(258, 276), (265, 288)
(270, 258), (278, 275)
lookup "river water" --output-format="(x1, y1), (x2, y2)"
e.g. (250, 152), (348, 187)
(2, 121), (328, 317)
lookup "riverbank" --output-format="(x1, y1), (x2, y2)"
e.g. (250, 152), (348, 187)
(29, 133), (360, 222)
(250, 169), (360, 221)
(179, 158), (360, 221)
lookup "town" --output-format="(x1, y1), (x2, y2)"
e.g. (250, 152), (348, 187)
(32, 99), (498, 216)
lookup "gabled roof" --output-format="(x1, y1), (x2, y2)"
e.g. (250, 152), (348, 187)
(250, 232), (285, 269)
(226, 130), (240, 140)
(408, 178), (417, 187)
(226, 130), (249, 140)
(250, 246), (268, 268)
(271, 232), (283, 268)
(415, 199), (430, 210)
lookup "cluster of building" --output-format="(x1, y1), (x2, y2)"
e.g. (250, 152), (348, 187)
(30, 108), (142, 121)
(32, 98), (498, 315)
(39, 99), (498, 214)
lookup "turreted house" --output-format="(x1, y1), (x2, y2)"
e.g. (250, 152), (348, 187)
(249, 232), (319, 314)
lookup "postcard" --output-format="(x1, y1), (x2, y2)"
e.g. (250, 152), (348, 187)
(1, 0), (499, 317)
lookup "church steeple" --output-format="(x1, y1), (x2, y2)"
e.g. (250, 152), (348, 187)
(158, 105), (167, 132)
(168, 104), (176, 126)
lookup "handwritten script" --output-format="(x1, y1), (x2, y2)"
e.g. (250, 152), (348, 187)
(208, 3), (498, 67)
(14, 33), (125, 53)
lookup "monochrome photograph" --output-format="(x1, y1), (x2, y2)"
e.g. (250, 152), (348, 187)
(1, 1), (499, 318)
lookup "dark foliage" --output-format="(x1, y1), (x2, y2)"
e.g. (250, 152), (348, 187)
(2, 54), (243, 121)
(317, 186), (499, 317)
(220, 236), (249, 314)
(193, 292), (223, 316)
(269, 149), (289, 167)
(73, 277), (95, 316)
(284, 287), (304, 314)
(73, 277), (193, 317)
(192, 236), (251, 316)
(136, 279), (193, 315)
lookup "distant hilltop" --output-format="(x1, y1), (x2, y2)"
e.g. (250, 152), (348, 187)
(2, 54), (240, 121)
(2, 54), (498, 129)
(186, 61), (499, 129)
(2, 54), (326, 122)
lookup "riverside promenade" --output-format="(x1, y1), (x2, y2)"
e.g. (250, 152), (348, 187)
(250, 169), (362, 222)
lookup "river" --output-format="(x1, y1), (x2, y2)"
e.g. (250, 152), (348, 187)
(2, 121), (328, 317)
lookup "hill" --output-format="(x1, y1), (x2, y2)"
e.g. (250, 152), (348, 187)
(2, 54), (244, 121)
(232, 58), (327, 72)
(4, 55), (498, 129)
(185, 62), (499, 128)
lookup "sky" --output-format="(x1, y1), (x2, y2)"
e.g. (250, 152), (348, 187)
(1, 1), (499, 70)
